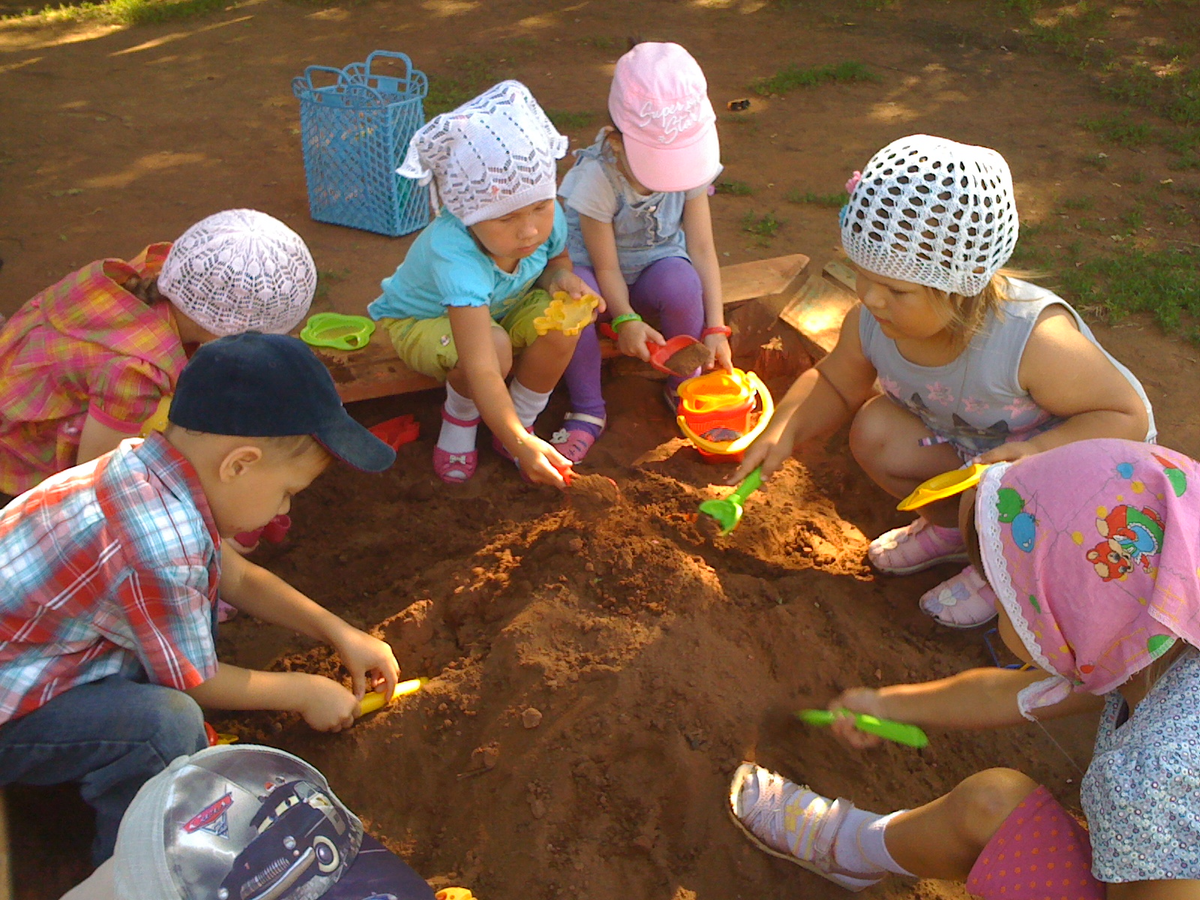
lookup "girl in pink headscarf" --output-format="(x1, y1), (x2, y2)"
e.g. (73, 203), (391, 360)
(728, 439), (1200, 899)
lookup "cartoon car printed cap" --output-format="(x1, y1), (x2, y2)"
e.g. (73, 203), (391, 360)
(62, 745), (434, 900)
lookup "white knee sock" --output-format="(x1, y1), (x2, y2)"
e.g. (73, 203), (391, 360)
(438, 384), (479, 455)
(508, 380), (551, 430)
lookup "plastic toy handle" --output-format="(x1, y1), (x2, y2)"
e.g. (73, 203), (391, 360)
(731, 467), (763, 502)
(796, 708), (929, 748)
(897, 462), (990, 511)
(356, 677), (426, 717)
(676, 371), (775, 455)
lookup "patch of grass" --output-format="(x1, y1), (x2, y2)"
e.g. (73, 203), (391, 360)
(425, 55), (514, 116)
(1060, 195), (1096, 211)
(1079, 112), (1154, 148)
(1119, 204), (1146, 232)
(579, 35), (616, 50)
(1062, 246), (1200, 333)
(546, 110), (596, 131)
(1106, 64), (1200, 127)
(785, 189), (847, 207)
(741, 211), (784, 245)
(750, 60), (879, 97)
(5, 0), (227, 25)
(715, 180), (754, 196)
(994, 0), (1200, 169)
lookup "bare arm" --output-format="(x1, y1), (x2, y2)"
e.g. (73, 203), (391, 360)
(876, 666), (1105, 729)
(186, 661), (358, 732)
(76, 413), (138, 465)
(827, 665), (1106, 749)
(731, 305), (880, 482)
(978, 307), (1149, 464)
(220, 545), (399, 701)
(681, 192), (731, 370)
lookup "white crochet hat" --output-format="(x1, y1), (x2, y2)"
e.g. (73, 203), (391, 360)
(159, 209), (317, 337)
(840, 135), (1019, 297)
(398, 80), (568, 227)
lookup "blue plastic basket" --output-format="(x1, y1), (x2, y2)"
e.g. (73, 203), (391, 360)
(292, 51), (431, 237)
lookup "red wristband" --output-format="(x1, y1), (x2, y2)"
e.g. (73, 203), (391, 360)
(702, 325), (732, 338)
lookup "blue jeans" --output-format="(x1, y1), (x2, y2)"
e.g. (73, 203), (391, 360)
(0, 674), (207, 862)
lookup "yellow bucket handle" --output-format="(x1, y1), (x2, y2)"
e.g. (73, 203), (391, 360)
(676, 371), (774, 455)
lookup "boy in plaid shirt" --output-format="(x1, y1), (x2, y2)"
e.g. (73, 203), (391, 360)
(0, 333), (399, 864)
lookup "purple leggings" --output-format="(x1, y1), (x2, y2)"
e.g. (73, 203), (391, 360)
(563, 256), (704, 424)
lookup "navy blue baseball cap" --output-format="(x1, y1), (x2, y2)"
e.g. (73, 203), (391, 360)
(169, 332), (396, 473)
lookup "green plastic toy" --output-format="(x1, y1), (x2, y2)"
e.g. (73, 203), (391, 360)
(797, 708), (929, 748)
(300, 312), (376, 351)
(698, 467), (763, 535)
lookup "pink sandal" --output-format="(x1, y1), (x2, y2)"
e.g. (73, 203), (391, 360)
(550, 413), (606, 464)
(919, 565), (999, 628)
(433, 410), (481, 484)
(867, 518), (968, 575)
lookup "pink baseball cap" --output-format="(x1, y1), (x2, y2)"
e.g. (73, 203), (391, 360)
(608, 42), (721, 193)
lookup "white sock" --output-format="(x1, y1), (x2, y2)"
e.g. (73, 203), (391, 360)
(438, 384), (479, 455)
(837, 809), (914, 877)
(508, 380), (551, 430)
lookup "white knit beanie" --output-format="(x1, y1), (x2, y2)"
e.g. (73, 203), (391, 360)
(398, 80), (568, 227)
(840, 135), (1019, 297)
(158, 209), (316, 336)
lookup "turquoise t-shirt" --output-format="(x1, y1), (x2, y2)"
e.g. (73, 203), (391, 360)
(367, 203), (568, 323)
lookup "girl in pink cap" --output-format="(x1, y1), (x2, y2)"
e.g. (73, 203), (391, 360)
(734, 135), (1154, 627)
(551, 41), (732, 463)
(730, 439), (1200, 898)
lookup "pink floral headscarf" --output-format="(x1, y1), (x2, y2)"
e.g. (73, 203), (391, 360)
(976, 439), (1200, 718)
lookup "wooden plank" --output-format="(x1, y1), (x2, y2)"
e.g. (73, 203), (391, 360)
(311, 330), (440, 404)
(720, 253), (809, 306)
(317, 255), (811, 404)
(823, 257), (857, 292)
(778, 271), (858, 356)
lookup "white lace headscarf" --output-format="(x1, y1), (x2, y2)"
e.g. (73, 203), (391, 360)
(840, 135), (1019, 297)
(398, 80), (567, 227)
(158, 209), (316, 336)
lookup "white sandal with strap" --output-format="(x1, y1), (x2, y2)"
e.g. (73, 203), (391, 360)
(728, 763), (884, 891)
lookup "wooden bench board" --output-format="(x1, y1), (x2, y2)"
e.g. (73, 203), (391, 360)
(316, 254), (810, 404)
(777, 258), (859, 356)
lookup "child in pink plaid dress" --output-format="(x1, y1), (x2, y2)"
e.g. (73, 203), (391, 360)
(0, 209), (315, 498)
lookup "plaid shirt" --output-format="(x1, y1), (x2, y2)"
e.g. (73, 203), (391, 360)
(0, 433), (221, 725)
(0, 244), (188, 495)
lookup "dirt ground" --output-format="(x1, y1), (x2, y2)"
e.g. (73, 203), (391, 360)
(3, 2), (1200, 899)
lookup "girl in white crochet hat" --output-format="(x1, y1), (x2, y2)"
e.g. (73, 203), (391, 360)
(733, 134), (1155, 627)
(0, 209), (316, 498)
(368, 80), (594, 488)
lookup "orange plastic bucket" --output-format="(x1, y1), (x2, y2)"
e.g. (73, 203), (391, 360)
(676, 369), (773, 463)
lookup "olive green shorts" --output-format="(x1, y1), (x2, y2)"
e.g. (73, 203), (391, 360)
(379, 289), (555, 381)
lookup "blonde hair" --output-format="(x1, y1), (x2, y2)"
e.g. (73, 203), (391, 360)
(926, 267), (1041, 346)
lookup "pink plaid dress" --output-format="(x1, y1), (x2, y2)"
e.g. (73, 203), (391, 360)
(0, 244), (187, 495)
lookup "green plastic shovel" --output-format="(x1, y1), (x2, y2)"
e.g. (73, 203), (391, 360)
(698, 467), (763, 535)
(797, 708), (929, 748)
